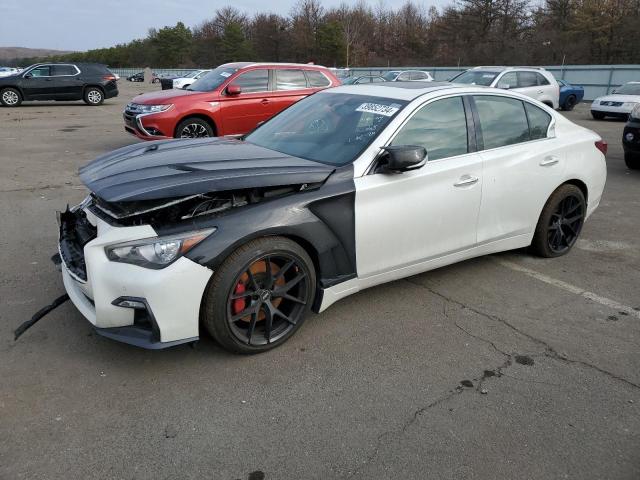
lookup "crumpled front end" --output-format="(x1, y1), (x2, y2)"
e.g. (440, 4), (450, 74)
(58, 199), (212, 349)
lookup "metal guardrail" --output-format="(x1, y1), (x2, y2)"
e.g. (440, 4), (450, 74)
(111, 65), (640, 101)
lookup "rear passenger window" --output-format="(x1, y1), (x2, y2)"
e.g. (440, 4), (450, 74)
(276, 69), (308, 90)
(474, 96), (530, 149)
(53, 65), (77, 76)
(536, 73), (550, 85)
(232, 69), (269, 93)
(525, 103), (552, 140)
(517, 72), (538, 88)
(391, 96), (468, 161)
(411, 72), (428, 80)
(305, 70), (331, 87)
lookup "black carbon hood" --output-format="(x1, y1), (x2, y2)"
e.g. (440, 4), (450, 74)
(79, 137), (335, 202)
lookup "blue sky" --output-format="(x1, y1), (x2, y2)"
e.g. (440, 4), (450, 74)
(0, 0), (445, 51)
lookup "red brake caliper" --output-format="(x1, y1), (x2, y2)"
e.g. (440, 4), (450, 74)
(232, 282), (247, 316)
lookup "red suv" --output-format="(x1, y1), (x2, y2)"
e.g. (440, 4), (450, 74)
(123, 62), (340, 140)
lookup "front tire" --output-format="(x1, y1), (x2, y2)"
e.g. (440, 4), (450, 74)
(1, 87), (22, 107)
(531, 184), (586, 258)
(625, 152), (640, 170)
(202, 237), (316, 354)
(83, 87), (104, 106)
(562, 95), (577, 111)
(175, 117), (214, 138)
(591, 111), (605, 120)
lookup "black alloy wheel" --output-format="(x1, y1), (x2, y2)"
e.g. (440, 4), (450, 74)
(202, 237), (315, 354)
(531, 184), (586, 257)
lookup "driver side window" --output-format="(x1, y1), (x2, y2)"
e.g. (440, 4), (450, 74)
(28, 66), (51, 77)
(391, 96), (468, 161)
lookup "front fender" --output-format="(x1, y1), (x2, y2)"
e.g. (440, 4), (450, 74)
(185, 166), (357, 289)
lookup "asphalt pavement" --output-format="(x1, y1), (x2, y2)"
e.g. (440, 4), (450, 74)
(0, 81), (638, 480)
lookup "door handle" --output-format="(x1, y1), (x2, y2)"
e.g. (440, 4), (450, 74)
(537, 90), (543, 94)
(540, 156), (559, 166)
(454, 175), (479, 187)
(260, 99), (269, 105)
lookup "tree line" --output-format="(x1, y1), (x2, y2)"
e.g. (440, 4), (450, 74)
(9, 0), (640, 68)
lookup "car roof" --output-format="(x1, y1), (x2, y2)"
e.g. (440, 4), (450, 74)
(329, 82), (468, 100)
(220, 62), (330, 70)
(470, 66), (549, 72)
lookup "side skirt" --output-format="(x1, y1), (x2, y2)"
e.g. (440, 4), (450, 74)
(318, 233), (532, 312)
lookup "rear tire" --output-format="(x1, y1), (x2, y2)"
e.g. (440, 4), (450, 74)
(530, 184), (586, 258)
(175, 117), (214, 138)
(562, 95), (577, 111)
(0, 87), (22, 107)
(591, 111), (605, 120)
(625, 152), (640, 170)
(202, 236), (316, 354)
(83, 87), (104, 106)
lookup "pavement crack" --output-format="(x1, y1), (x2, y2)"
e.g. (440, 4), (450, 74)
(404, 277), (640, 391)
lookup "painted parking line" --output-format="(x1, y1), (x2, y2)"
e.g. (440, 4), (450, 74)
(496, 259), (640, 319)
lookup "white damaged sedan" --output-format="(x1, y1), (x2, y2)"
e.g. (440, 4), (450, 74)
(52, 83), (607, 353)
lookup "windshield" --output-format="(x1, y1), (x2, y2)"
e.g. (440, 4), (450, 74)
(184, 71), (200, 78)
(450, 70), (499, 86)
(383, 71), (399, 81)
(187, 67), (237, 92)
(615, 83), (640, 95)
(245, 92), (407, 166)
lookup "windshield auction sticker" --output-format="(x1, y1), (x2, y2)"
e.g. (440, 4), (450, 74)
(356, 103), (400, 117)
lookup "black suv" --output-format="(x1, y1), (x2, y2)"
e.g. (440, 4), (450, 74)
(0, 63), (118, 107)
(623, 105), (640, 170)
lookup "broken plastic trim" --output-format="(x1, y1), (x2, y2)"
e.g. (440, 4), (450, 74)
(14, 294), (70, 340)
(92, 194), (201, 220)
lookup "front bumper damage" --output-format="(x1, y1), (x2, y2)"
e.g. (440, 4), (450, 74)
(58, 203), (213, 349)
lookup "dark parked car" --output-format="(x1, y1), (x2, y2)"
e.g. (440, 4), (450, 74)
(127, 71), (159, 83)
(558, 79), (584, 111)
(342, 75), (387, 85)
(623, 104), (640, 169)
(0, 63), (118, 107)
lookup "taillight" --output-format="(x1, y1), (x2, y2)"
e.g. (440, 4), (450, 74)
(595, 140), (608, 156)
(103, 74), (116, 81)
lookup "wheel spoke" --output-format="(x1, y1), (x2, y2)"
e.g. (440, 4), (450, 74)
(263, 304), (273, 344)
(231, 304), (257, 321)
(274, 260), (295, 282)
(273, 305), (296, 325)
(564, 213), (582, 224)
(230, 290), (254, 300)
(246, 268), (260, 290)
(281, 293), (306, 305)
(274, 272), (307, 295)
(246, 312), (258, 345)
(264, 256), (273, 289)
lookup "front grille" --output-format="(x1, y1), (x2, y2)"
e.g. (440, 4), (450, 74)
(59, 207), (97, 282)
(601, 101), (623, 107)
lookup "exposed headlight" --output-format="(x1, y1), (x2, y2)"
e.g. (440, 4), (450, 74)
(105, 228), (215, 268)
(626, 132), (635, 142)
(136, 104), (173, 114)
(623, 102), (637, 109)
(631, 104), (640, 120)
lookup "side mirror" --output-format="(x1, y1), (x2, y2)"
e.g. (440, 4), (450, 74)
(611, 89), (618, 94)
(379, 145), (427, 172)
(24, 73), (32, 79)
(227, 84), (242, 95)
